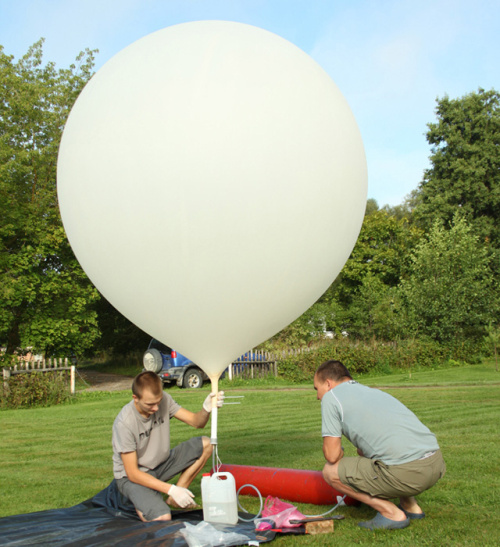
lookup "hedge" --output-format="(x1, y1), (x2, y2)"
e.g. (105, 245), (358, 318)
(0, 371), (72, 410)
(277, 337), (485, 383)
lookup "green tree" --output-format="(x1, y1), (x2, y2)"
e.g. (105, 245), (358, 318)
(382, 194), (415, 221)
(347, 273), (402, 341)
(365, 197), (379, 215)
(92, 296), (151, 356)
(333, 209), (422, 307)
(414, 88), (500, 248)
(399, 214), (495, 343)
(0, 40), (100, 358)
(483, 322), (499, 372)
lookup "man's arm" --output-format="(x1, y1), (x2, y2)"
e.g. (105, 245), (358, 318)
(121, 451), (194, 507)
(322, 436), (344, 464)
(173, 392), (224, 428)
(173, 407), (210, 428)
(121, 451), (173, 495)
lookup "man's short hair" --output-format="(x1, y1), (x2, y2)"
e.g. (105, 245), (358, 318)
(132, 371), (163, 398)
(315, 360), (353, 382)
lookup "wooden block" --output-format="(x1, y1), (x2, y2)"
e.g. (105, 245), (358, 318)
(305, 519), (334, 535)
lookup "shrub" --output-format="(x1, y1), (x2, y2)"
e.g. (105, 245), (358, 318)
(0, 372), (71, 410)
(275, 337), (485, 383)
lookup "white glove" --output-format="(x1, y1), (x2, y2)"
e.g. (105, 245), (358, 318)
(203, 391), (225, 413)
(168, 485), (195, 508)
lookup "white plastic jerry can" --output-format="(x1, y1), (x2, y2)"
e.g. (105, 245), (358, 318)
(201, 472), (238, 525)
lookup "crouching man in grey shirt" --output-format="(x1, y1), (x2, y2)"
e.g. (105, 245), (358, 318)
(112, 371), (223, 522)
(314, 360), (446, 531)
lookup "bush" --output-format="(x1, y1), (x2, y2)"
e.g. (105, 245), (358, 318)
(276, 337), (485, 383)
(0, 372), (71, 410)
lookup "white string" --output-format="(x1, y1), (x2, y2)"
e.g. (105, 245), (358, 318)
(211, 443), (223, 474)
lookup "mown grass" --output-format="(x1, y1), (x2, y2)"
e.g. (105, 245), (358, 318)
(358, 360), (499, 387)
(1, 362), (499, 546)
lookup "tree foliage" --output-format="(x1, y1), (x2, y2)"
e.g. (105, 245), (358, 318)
(333, 209), (422, 306)
(414, 89), (500, 248)
(0, 40), (100, 357)
(345, 273), (401, 341)
(92, 296), (151, 356)
(399, 214), (495, 343)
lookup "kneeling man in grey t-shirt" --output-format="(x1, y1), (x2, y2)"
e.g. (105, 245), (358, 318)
(112, 371), (223, 522)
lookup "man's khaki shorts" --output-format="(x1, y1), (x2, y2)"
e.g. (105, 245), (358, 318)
(338, 450), (446, 499)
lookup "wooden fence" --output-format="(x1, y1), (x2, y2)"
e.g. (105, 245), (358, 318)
(228, 347), (312, 380)
(2, 358), (76, 394)
(1, 346), (314, 388)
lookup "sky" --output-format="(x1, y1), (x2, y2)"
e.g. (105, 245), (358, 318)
(1, 0), (498, 207)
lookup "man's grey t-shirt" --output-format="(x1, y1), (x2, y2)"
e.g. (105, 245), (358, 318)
(112, 392), (181, 479)
(321, 381), (439, 465)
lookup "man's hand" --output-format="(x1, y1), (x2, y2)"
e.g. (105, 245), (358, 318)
(203, 391), (225, 413)
(168, 485), (195, 508)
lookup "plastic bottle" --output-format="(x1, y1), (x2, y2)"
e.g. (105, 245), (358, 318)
(201, 472), (238, 524)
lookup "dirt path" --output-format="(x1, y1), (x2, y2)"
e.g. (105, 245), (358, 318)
(79, 370), (134, 392)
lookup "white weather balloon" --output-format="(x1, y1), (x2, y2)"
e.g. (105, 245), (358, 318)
(57, 21), (367, 382)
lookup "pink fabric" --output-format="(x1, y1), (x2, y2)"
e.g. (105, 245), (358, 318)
(256, 496), (306, 530)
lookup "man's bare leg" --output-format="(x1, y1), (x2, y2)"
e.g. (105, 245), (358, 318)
(166, 436), (213, 507)
(399, 496), (424, 515)
(136, 509), (172, 522)
(322, 462), (407, 521)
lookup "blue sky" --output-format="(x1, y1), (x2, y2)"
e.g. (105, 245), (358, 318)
(1, 0), (498, 206)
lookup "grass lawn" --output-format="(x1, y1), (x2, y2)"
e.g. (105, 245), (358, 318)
(1, 361), (499, 546)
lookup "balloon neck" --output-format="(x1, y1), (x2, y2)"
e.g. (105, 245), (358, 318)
(210, 376), (219, 409)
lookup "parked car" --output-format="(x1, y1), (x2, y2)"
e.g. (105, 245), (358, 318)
(142, 338), (271, 388)
(143, 339), (209, 389)
(143, 340), (269, 389)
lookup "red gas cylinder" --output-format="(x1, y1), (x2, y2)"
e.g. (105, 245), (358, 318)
(214, 464), (358, 506)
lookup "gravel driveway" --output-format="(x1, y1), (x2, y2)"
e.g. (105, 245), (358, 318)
(79, 370), (134, 392)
